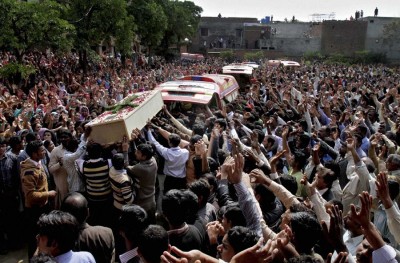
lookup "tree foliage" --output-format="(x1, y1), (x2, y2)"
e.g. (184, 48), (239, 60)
(159, 0), (203, 53)
(244, 51), (264, 61)
(66, 0), (134, 50)
(0, 0), (204, 62)
(0, 0), (74, 60)
(127, 0), (167, 52)
(0, 63), (36, 80)
(219, 50), (235, 62)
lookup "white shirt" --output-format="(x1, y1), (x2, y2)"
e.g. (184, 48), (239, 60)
(119, 247), (138, 263)
(343, 230), (364, 256)
(373, 245), (398, 263)
(147, 130), (189, 178)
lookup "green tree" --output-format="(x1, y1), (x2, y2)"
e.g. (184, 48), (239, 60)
(244, 51), (264, 61)
(220, 50), (235, 62)
(0, 0), (74, 61)
(64, 0), (136, 70)
(127, 0), (167, 53)
(158, 0), (202, 56)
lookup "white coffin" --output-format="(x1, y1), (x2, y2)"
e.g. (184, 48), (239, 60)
(87, 90), (163, 144)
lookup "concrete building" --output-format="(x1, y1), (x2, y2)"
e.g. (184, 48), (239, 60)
(190, 16), (400, 62)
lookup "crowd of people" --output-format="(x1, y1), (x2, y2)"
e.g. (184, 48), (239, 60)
(1, 49), (400, 263)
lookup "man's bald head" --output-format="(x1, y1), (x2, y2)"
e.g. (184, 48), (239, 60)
(61, 192), (88, 225)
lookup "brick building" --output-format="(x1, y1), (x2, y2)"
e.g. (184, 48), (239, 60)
(190, 16), (400, 62)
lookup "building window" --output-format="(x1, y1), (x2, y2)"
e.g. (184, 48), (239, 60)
(236, 29), (242, 38)
(200, 28), (208, 36)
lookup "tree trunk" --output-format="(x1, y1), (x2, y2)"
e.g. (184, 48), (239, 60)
(79, 49), (88, 74)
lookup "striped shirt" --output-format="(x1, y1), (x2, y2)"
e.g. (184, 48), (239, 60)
(109, 167), (134, 210)
(82, 159), (111, 202)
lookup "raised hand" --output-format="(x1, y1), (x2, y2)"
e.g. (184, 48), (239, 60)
(326, 252), (348, 263)
(282, 125), (291, 138)
(350, 191), (372, 230)
(194, 140), (207, 156)
(211, 127), (220, 138)
(229, 153), (244, 184)
(346, 137), (355, 151)
(206, 221), (225, 244)
(270, 150), (287, 167)
(375, 172), (393, 209)
(249, 169), (269, 185)
(161, 246), (205, 263)
(321, 205), (347, 253)
(122, 135), (129, 152)
(221, 156), (235, 180)
(230, 238), (276, 263)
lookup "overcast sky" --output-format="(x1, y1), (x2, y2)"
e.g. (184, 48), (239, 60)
(188, 0), (400, 22)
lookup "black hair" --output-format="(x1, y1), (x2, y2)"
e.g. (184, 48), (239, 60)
(207, 157), (219, 173)
(86, 142), (103, 159)
(227, 226), (258, 254)
(225, 104), (234, 111)
(37, 211), (79, 254)
(214, 118), (227, 130)
(43, 140), (52, 150)
(254, 184), (275, 205)
(292, 150), (308, 169)
(25, 132), (38, 144)
(190, 134), (202, 145)
(357, 125), (368, 137)
(286, 255), (323, 263)
(189, 179), (210, 208)
(136, 143), (154, 160)
(321, 168), (336, 188)
(224, 204), (246, 227)
(168, 134), (181, 147)
(324, 161), (340, 179)
(280, 174), (298, 195)
(61, 192), (89, 225)
(297, 134), (311, 149)
(202, 172), (218, 192)
(43, 130), (57, 144)
(290, 211), (322, 254)
(112, 153), (125, 170)
(192, 123), (205, 136)
(119, 204), (148, 243)
(30, 253), (57, 263)
(181, 190), (199, 224)
(26, 140), (44, 158)
(162, 189), (186, 227)
(0, 136), (6, 146)
(58, 129), (72, 139)
(8, 136), (22, 148)
(388, 180), (400, 201)
(138, 225), (169, 263)
(65, 138), (79, 153)
(327, 199), (344, 212)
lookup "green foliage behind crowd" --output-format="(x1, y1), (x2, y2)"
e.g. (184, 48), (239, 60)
(0, 0), (202, 62)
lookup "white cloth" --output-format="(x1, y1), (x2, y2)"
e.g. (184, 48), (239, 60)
(119, 248), (138, 263)
(386, 203), (400, 245)
(373, 245), (398, 263)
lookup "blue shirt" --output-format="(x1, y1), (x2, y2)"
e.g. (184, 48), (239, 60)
(360, 136), (370, 154)
(147, 131), (189, 178)
(55, 250), (95, 263)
